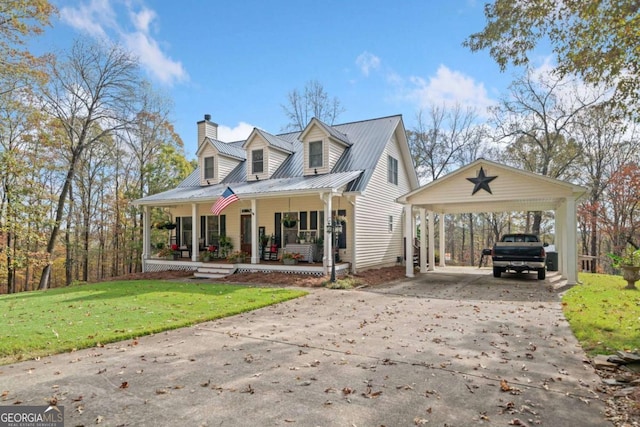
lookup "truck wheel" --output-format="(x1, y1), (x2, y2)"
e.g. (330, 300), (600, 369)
(537, 268), (546, 280)
(493, 267), (502, 278)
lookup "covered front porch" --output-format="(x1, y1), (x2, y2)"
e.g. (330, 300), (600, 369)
(134, 172), (364, 279)
(143, 257), (351, 279)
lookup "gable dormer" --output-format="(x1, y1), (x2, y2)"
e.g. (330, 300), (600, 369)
(299, 118), (352, 176)
(242, 128), (293, 181)
(195, 115), (245, 185)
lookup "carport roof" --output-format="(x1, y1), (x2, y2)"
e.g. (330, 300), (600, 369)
(397, 159), (587, 214)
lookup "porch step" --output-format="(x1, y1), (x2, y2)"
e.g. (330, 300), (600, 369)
(193, 264), (237, 279)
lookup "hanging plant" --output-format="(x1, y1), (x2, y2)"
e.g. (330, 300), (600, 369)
(153, 220), (176, 230)
(282, 214), (297, 228)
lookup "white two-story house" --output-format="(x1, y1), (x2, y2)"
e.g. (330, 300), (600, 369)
(134, 114), (419, 276)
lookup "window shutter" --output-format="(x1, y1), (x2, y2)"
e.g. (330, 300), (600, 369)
(274, 213), (282, 247)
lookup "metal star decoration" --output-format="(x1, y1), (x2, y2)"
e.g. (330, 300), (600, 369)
(466, 166), (497, 195)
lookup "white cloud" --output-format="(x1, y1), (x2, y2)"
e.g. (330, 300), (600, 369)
(59, 0), (115, 40)
(403, 65), (495, 115)
(355, 51), (381, 76)
(217, 122), (254, 142)
(59, 0), (187, 86)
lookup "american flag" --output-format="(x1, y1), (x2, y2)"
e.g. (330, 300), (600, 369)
(211, 187), (239, 215)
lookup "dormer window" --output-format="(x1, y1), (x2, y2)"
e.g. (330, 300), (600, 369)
(204, 156), (214, 180)
(309, 141), (323, 168)
(252, 149), (264, 174)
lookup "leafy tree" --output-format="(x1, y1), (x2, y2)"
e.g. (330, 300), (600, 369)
(601, 163), (640, 256)
(281, 80), (345, 131)
(464, 0), (640, 116)
(574, 104), (638, 271)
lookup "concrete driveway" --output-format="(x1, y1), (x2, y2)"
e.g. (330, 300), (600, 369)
(0, 268), (609, 426)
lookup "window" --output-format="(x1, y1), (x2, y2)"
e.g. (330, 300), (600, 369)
(252, 149), (264, 174)
(309, 141), (323, 168)
(206, 216), (220, 244)
(387, 155), (398, 185)
(204, 156), (214, 180)
(180, 216), (193, 246)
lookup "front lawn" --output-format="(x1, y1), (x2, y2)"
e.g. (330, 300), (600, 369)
(0, 281), (306, 364)
(563, 273), (640, 355)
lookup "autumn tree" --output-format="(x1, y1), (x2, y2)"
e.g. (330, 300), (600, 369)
(574, 104), (638, 271)
(464, 0), (640, 117)
(281, 80), (345, 131)
(601, 163), (640, 260)
(36, 40), (142, 289)
(0, 0), (53, 81)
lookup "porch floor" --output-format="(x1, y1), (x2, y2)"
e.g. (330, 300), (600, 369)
(144, 257), (349, 278)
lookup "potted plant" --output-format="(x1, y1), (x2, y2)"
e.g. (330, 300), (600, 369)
(298, 232), (307, 244)
(608, 245), (640, 289)
(218, 236), (233, 257)
(281, 252), (303, 265)
(226, 250), (247, 263)
(157, 244), (180, 259)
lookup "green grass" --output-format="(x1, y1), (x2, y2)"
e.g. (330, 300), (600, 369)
(0, 281), (306, 364)
(563, 273), (640, 355)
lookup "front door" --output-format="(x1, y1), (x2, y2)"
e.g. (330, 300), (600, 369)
(241, 214), (252, 255)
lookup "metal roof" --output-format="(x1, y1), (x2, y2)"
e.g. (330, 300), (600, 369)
(134, 170), (363, 206)
(135, 114), (408, 205)
(208, 138), (246, 160)
(250, 129), (294, 153)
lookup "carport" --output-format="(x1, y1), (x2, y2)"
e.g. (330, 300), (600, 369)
(397, 159), (587, 285)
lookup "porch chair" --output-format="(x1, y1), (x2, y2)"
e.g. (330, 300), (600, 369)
(268, 244), (279, 261)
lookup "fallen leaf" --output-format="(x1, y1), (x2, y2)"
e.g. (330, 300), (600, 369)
(119, 382), (128, 389)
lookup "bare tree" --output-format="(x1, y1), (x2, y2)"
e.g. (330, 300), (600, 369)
(281, 80), (345, 131)
(36, 40), (141, 290)
(407, 103), (485, 183)
(491, 69), (603, 234)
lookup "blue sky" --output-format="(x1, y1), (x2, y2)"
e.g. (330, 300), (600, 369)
(34, 0), (548, 158)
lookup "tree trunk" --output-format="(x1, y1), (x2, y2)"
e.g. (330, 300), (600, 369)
(38, 154), (79, 290)
(468, 213), (475, 266)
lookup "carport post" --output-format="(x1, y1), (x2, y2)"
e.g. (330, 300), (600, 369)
(428, 211), (435, 271)
(439, 214), (446, 267)
(419, 208), (427, 273)
(405, 205), (414, 278)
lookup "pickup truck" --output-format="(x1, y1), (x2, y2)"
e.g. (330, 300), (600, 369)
(491, 234), (547, 280)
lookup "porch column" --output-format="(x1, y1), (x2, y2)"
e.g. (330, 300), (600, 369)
(564, 196), (578, 285)
(404, 204), (414, 278)
(324, 193), (333, 276)
(191, 203), (198, 261)
(251, 199), (258, 264)
(142, 206), (151, 272)
(556, 202), (566, 278)
(428, 211), (435, 271)
(439, 213), (446, 267)
(419, 208), (427, 273)
(349, 197), (358, 274)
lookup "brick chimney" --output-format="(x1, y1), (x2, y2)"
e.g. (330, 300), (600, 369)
(197, 114), (218, 143)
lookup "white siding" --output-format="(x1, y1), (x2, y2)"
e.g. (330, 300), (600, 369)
(269, 148), (289, 176)
(218, 156), (240, 182)
(354, 132), (412, 270)
(328, 140), (346, 170)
